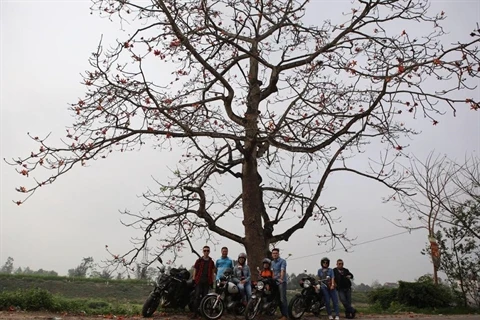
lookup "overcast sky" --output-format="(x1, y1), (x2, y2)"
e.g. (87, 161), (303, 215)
(1, 0), (479, 285)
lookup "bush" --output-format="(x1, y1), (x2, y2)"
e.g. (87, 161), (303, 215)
(0, 288), (54, 311)
(367, 287), (398, 310)
(0, 288), (142, 315)
(397, 281), (453, 308)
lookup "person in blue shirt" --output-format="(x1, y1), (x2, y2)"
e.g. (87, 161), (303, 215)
(318, 257), (340, 320)
(271, 248), (288, 320)
(215, 247), (234, 280)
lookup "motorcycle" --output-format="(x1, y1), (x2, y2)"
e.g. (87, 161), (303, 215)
(288, 271), (326, 319)
(244, 273), (279, 320)
(200, 268), (245, 320)
(142, 257), (196, 317)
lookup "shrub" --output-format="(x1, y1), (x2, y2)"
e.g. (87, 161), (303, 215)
(367, 287), (398, 310)
(0, 288), (54, 311)
(397, 281), (453, 308)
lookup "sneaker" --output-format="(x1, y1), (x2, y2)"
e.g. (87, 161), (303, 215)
(335, 316), (340, 320)
(329, 316), (334, 320)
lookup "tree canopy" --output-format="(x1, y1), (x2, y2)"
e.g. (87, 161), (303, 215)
(8, 0), (480, 270)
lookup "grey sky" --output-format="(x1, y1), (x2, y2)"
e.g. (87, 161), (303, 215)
(1, 0), (479, 285)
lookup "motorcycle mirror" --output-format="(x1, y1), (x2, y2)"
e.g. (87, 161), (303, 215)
(304, 269), (307, 273)
(256, 267), (261, 272)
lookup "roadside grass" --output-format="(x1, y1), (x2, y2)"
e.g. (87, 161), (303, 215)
(1, 276), (478, 316)
(0, 288), (142, 316)
(0, 273), (150, 304)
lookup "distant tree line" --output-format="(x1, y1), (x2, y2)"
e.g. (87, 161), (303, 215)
(0, 256), (163, 281)
(0, 257), (58, 277)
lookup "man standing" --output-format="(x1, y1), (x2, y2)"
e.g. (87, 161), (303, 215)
(215, 246), (234, 280)
(271, 248), (288, 320)
(334, 259), (355, 319)
(192, 246), (215, 319)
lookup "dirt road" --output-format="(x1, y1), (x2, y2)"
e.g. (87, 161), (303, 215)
(0, 312), (478, 320)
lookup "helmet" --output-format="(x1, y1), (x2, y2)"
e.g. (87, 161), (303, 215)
(238, 253), (247, 259)
(321, 257), (330, 265)
(223, 267), (233, 276)
(262, 258), (271, 265)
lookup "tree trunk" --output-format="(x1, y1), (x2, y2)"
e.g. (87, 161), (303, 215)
(453, 241), (468, 307)
(242, 44), (269, 280)
(242, 158), (269, 280)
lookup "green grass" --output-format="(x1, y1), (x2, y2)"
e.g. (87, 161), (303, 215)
(0, 273), (151, 303)
(0, 288), (142, 316)
(1, 275), (477, 316)
(356, 301), (479, 315)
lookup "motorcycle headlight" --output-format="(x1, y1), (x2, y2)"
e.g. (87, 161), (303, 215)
(256, 281), (264, 290)
(303, 279), (311, 288)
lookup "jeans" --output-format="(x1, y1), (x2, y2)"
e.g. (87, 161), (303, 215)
(338, 288), (353, 311)
(321, 286), (339, 316)
(237, 281), (252, 302)
(278, 281), (288, 316)
(193, 282), (210, 315)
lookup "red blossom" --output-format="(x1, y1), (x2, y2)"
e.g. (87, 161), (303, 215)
(432, 120), (439, 125)
(395, 145), (403, 151)
(170, 39), (181, 47)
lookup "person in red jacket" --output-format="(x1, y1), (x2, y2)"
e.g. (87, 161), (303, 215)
(191, 245), (215, 319)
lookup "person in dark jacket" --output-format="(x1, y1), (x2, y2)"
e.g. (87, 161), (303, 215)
(191, 245), (215, 319)
(333, 259), (355, 318)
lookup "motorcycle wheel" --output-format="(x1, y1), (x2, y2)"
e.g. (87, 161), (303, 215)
(266, 304), (276, 316)
(288, 295), (307, 320)
(200, 295), (225, 320)
(142, 294), (160, 318)
(245, 297), (260, 320)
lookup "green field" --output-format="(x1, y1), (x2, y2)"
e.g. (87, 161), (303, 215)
(0, 274), (151, 304)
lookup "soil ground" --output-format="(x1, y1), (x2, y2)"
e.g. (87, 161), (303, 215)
(0, 312), (478, 320)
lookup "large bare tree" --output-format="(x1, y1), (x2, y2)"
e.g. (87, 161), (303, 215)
(393, 153), (479, 283)
(7, 0), (480, 271)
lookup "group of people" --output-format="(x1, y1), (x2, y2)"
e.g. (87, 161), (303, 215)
(317, 257), (355, 320)
(190, 245), (354, 320)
